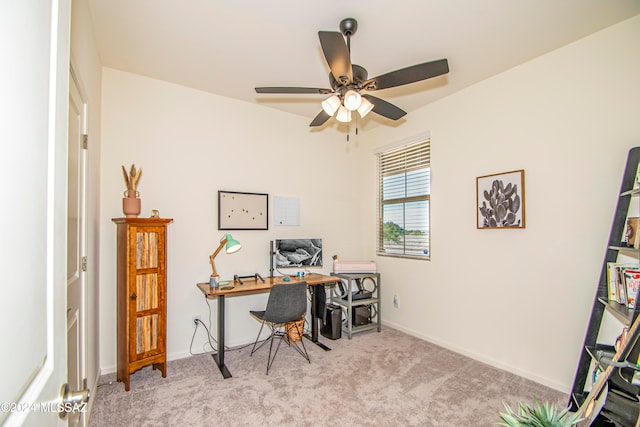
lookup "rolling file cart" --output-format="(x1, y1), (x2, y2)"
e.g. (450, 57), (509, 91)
(330, 272), (381, 339)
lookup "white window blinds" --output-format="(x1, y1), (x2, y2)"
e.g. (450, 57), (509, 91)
(377, 139), (430, 258)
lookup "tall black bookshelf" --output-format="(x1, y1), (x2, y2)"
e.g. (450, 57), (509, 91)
(569, 147), (640, 425)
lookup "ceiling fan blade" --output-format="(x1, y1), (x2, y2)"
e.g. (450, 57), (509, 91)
(318, 31), (352, 85)
(255, 87), (332, 94)
(366, 58), (449, 91)
(309, 110), (331, 127)
(363, 94), (407, 120)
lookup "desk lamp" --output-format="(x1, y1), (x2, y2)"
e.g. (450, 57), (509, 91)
(209, 233), (241, 279)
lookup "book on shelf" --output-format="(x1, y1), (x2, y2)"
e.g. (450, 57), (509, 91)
(624, 217), (640, 249)
(623, 269), (640, 309)
(617, 267), (626, 305)
(607, 263), (640, 305)
(607, 262), (619, 302)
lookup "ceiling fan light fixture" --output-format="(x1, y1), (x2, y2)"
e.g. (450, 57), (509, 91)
(321, 95), (341, 116)
(357, 97), (374, 118)
(335, 105), (352, 123)
(343, 89), (362, 111)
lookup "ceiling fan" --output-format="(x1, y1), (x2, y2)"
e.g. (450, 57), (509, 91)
(255, 18), (449, 127)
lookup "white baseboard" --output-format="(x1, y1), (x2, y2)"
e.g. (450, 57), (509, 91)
(98, 350), (198, 376)
(99, 364), (116, 375)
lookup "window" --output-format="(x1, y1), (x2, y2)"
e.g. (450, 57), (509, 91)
(377, 138), (430, 259)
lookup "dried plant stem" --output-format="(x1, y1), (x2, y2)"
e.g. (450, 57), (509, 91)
(132, 168), (141, 189)
(121, 164), (142, 191)
(121, 165), (130, 190)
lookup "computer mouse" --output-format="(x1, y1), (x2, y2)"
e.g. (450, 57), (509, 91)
(283, 276), (290, 282)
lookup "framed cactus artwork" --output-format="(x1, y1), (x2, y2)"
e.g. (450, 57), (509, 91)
(476, 170), (525, 229)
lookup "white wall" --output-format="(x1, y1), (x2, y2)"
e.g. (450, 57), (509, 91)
(98, 70), (367, 371)
(361, 15), (640, 392)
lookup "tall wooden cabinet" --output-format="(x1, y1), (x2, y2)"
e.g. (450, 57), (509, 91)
(113, 217), (173, 391)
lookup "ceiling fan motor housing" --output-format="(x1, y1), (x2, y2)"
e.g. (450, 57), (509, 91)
(330, 64), (368, 91)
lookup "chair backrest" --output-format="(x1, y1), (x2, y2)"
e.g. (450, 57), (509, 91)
(263, 282), (307, 324)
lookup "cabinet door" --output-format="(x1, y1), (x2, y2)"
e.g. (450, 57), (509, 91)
(128, 226), (166, 362)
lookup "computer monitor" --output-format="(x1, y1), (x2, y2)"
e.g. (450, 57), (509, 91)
(271, 238), (323, 270)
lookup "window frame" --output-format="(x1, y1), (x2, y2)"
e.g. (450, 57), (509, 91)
(376, 136), (431, 260)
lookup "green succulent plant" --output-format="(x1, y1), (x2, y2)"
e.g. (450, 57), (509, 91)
(498, 399), (582, 427)
(479, 179), (521, 227)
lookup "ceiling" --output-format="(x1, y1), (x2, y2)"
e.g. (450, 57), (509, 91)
(87, 0), (640, 129)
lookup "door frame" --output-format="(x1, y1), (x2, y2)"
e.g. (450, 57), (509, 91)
(67, 64), (89, 427)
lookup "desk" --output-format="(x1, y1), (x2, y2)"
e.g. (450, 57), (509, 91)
(196, 273), (340, 378)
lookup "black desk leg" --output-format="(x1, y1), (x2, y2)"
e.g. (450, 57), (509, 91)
(303, 284), (331, 351)
(211, 294), (232, 378)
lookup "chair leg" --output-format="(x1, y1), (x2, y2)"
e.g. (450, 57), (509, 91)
(266, 327), (284, 375)
(253, 322), (310, 374)
(250, 321), (267, 356)
(290, 321), (311, 363)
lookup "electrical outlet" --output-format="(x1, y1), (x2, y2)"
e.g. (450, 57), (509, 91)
(393, 295), (399, 308)
(192, 315), (201, 328)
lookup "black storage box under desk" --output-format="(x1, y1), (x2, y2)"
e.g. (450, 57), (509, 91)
(321, 304), (342, 340)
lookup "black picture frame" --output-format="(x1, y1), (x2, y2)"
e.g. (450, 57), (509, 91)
(218, 191), (268, 230)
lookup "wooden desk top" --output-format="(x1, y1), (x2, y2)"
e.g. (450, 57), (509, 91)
(196, 273), (340, 298)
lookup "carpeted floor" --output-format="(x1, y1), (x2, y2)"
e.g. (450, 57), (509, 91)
(89, 327), (567, 426)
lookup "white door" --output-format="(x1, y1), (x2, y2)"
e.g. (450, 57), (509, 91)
(67, 68), (89, 427)
(0, 1), (73, 426)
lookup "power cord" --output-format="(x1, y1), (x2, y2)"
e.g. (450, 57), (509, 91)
(189, 295), (273, 356)
(189, 318), (272, 354)
(189, 318), (218, 354)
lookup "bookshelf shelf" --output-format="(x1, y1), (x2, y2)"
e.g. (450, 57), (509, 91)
(621, 188), (640, 197)
(598, 297), (635, 324)
(608, 245), (640, 254)
(571, 392), (587, 409)
(585, 344), (617, 371)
